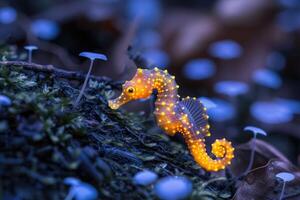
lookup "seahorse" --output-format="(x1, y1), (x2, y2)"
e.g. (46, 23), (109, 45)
(108, 68), (234, 171)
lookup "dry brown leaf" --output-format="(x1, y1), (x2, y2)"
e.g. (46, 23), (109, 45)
(233, 159), (300, 200)
(229, 139), (292, 176)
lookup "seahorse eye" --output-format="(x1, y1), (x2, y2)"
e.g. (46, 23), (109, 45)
(126, 87), (135, 94)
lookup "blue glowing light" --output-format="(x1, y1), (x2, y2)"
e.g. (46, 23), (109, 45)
(252, 69), (282, 89)
(0, 7), (17, 24)
(31, 19), (60, 40)
(208, 40), (242, 59)
(183, 59), (216, 80)
(277, 0), (300, 8)
(198, 97), (216, 109)
(143, 49), (169, 69)
(266, 52), (286, 71)
(275, 98), (300, 114)
(64, 177), (81, 186)
(207, 98), (236, 122)
(133, 170), (158, 186)
(244, 126), (267, 136)
(24, 45), (38, 51)
(79, 52), (108, 61)
(127, 0), (161, 27)
(276, 10), (300, 32)
(70, 183), (98, 200)
(0, 95), (12, 106)
(154, 176), (192, 200)
(214, 80), (249, 97)
(250, 101), (293, 124)
(64, 177), (98, 200)
(138, 30), (161, 49)
(276, 172), (295, 182)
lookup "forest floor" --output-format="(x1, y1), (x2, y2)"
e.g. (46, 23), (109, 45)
(0, 62), (234, 200)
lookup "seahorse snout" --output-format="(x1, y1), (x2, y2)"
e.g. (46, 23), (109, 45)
(108, 94), (130, 110)
(108, 100), (120, 109)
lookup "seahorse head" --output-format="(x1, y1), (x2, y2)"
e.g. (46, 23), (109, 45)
(109, 68), (153, 109)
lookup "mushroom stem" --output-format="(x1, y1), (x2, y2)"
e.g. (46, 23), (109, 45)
(28, 51), (32, 63)
(279, 181), (286, 200)
(64, 187), (75, 200)
(244, 133), (257, 175)
(74, 59), (94, 107)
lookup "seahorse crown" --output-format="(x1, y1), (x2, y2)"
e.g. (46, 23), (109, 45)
(109, 67), (234, 172)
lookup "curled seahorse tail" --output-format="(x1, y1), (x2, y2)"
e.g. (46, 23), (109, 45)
(185, 135), (234, 172)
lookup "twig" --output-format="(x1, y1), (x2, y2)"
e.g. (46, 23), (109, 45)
(283, 190), (300, 199)
(0, 61), (121, 86)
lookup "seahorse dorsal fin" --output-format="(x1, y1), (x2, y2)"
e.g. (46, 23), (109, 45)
(179, 98), (210, 137)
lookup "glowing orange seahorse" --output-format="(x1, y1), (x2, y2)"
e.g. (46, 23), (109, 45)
(108, 68), (234, 171)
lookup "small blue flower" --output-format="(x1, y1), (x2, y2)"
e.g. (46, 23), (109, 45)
(79, 52), (108, 61)
(266, 52), (286, 71)
(207, 98), (236, 122)
(252, 69), (282, 89)
(208, 40), (242, 59)
(154, 176), (192, 200)
(0, 95), (12, 106)
(31, 19), (60, 40)
(214, 80), (249, 97)
(0, 7), (17, 24)
(143, 49), (169, 69)
(198, 97), (216, 109)
(133, 170), (158, 186)
(250, 101), (293, 124)
(244, 126), (267, 136)
(183, 59), (216, 80)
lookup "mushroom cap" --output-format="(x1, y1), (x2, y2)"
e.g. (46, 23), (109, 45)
(143, 49), (169, 69)
(198, 97), (217, 109)
(0, 94), (12, 106)
(71, 183), (98, 200)
(0, 6), (17, 24)
(154, 176), (192, 200)
(252, 69), (282, 89)
(250, 101), (293, 124)
(79, 52), (107, 61)
(64, 177), (81, 186)
(209, 39), (243, 59)
(31, 19), (60, 40)
(207, 98), (236, 122)
(133, 170), (158, 186)
(214, 80), (249, 97)
(244, 126), (267, 136)
(276, 172), (295, 182)
(183, 59), (216, 80)
(24, 45), (38, 51)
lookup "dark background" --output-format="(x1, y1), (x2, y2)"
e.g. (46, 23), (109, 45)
(1, 0), (300, 164)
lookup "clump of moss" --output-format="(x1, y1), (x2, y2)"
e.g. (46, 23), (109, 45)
(0, 61), (235, 199)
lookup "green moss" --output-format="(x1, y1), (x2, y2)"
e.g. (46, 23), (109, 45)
(0, 62), (235, 199)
